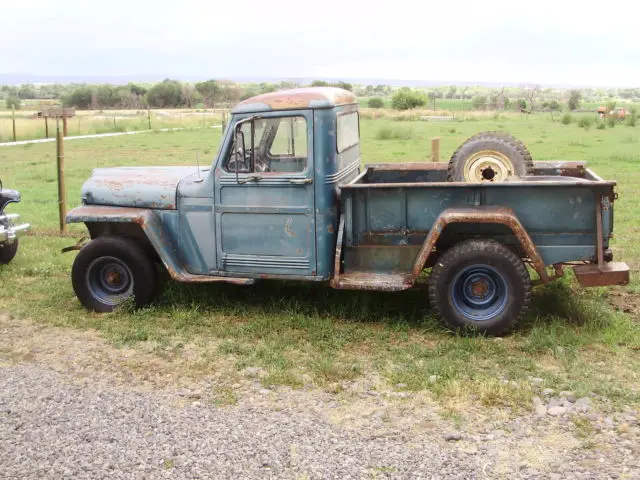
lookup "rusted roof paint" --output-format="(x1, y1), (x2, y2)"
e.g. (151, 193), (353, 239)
(232, 87), (357, 113)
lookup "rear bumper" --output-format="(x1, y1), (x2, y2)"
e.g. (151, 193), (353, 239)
(572, 262), (630, 287)
(0, 213), (30, 244)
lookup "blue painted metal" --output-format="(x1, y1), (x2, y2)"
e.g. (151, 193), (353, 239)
(81, 166), (199, 210)
(67, 87), (626, 293)
(451, 265), (508, 321)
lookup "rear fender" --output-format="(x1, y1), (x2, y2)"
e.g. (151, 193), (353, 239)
(411, 206), (551, 284)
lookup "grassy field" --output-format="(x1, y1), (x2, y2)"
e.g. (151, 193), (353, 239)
(0, 109), (227, 143)
(0, 112), (638, 415)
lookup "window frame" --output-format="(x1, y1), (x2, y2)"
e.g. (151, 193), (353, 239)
(221, 113), (311, 175)
(336, 111), (360, 154)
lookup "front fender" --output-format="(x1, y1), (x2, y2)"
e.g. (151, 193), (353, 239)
(66, 206), (253, 285)
(66, 205), (181, 277)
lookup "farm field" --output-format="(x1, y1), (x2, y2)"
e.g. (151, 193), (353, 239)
(0, 108), (227, 143)
(0, 112), (638, 418)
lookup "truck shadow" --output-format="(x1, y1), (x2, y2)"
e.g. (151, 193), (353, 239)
(156, 276), (606, 334)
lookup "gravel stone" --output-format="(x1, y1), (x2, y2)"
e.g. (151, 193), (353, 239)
(0, 365), (486, 479)
(444, 432), (463, 441)
(548, 406), (567, 417)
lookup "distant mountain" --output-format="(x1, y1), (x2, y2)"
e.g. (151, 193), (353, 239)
(0, 73), (623, 89)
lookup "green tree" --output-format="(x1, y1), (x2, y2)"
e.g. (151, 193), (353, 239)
(18, 84), (36, 99)
(95, 84), (118, 108)
(127, 83), (147, 96)
(368, 98), (384, 108)
(62, 86), (93, 109)
(334, 81), (353, 91)
(147, 79), (184, 108)
(568, 90), (581, 110)
(391, 88), (427, 110)
(5, 96), (20, 110)
(310, 80), (329, 87)
(195, 79), (220, 107)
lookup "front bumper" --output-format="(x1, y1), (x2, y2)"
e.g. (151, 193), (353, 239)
(0, 213), (30, 244)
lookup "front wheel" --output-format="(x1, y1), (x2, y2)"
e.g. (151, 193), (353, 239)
(71, 236), (158, 312)
(0, 239), (19, 264)
(428, 239), (531, 335)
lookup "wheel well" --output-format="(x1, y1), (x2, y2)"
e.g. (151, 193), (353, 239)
(85, 222), (159, 262)
(426, 224), (527, 268)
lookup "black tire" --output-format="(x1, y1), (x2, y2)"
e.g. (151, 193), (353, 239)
(428, 239), (531, 335)
(71, 236), (158, 312)
(0, 239), (18, 264)
(447, 131), (534, 182)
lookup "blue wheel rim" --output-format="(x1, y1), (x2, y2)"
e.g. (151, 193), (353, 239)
(86, 256), (133, 306)
(450, 265), (508, 322)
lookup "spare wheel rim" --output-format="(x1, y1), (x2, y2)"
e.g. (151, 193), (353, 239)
(463, 150), (515, 183)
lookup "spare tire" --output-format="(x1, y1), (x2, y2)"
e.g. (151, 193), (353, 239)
(447, 131), (533, 182)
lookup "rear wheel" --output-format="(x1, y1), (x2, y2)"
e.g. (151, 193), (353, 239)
(0, 239), (18, 264)
(428, 239), (531, 335)
(447, 131), (533, 182)
(71, 236), (157, 312)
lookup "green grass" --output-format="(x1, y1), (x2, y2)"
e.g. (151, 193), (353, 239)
(1, 112), (639, 413)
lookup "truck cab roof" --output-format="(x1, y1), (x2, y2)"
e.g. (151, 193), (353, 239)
(232, 87), (357, 114)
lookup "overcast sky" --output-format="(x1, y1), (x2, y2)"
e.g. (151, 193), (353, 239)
(2, 0), (639, 86)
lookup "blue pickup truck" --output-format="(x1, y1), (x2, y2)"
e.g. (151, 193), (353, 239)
(66, 87), (629, 334)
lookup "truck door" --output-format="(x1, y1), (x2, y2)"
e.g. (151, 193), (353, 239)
(214, 111), (316, 277)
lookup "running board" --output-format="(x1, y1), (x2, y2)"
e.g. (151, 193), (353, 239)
(170, 270), (255, 285)
(332, 271), (414, 291)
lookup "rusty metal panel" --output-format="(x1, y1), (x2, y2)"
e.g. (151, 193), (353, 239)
(233, 87), (356, 113)
(573, 262), (630, 287)
(81, 166), (200, 210)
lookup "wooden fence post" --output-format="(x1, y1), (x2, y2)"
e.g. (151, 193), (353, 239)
(62, 113), (68, 137)
(45, 116), (49, 139)
(431, 137), (440, 162)
(12, 106), (16, 141)
(147, 108), (151, 129)
(56, 120), (67, 233)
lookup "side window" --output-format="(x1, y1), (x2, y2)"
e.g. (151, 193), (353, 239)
(224, 116), (307, 174)
(337, 112), (359, 153)
(267, 117), (307, 173)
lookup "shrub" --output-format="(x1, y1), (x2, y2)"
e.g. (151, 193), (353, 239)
(578, 117), (593, 129)
(391, 88), (426, 110)
(626, 113), (637, 127)
(5, 96), (20, 110)
(607, 117), (617, 128)
(368, 97), (384, 109)
(568, 90), (581, 110)
(472, 96), (487, 110)
(561, 113), (572, 125)
(376, 126), (413, 140)
(596, 121), (606, 130)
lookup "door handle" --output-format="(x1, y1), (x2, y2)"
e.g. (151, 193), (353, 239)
(289, 178), (313, 185)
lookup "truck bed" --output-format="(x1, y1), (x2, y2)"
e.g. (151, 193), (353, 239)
(335, 161), (618, 289)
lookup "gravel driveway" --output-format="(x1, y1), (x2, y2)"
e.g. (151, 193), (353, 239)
(1, 315), (638, 479)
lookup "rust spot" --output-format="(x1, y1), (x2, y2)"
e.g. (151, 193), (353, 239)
(327, 224), (334, 234)
(233, 87), (356, 112)
(284, 217), (296, 237)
